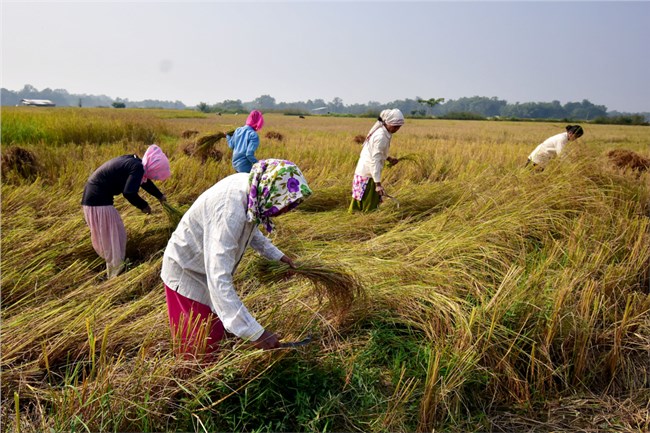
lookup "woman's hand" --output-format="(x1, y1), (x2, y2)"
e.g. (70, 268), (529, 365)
(386, 156), (399, 166)
(375, 182), (385, 196)
(253, 330), (281, 350)
(280, 255), (296, 269)
(159, 194), (167, 204)
(142, 205), (152, 214)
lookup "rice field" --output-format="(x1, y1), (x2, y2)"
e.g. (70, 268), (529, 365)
(1, 107), (649, 432)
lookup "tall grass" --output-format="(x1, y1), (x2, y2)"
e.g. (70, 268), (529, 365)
(2, 109), (649, 432)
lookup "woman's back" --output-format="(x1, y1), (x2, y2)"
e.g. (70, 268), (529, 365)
(227, 125), (260, 172)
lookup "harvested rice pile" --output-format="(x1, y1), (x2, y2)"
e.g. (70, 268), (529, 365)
(181, 130), (199, 139)
(265, 131), (284, 141)
(353, 135), (365, 144)
(1, 146), (40, 181)
(607, 149), (650, 173)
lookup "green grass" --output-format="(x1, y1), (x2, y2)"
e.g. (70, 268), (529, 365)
(2, 109), (649, 432)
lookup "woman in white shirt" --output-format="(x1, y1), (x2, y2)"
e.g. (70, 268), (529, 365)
(161, 159), (312, 358)
(527, 125), (584, 168)
(349, 108), (405, 212)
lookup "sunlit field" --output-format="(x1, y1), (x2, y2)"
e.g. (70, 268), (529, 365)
(2, 107), (649, 432)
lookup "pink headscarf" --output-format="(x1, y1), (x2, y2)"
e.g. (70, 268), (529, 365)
(246, 110), (265, 131)
(141, 144), (171, 183)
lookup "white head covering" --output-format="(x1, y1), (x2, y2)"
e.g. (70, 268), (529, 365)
(364, 108), (405, 143)
(380, 108), (405, 126)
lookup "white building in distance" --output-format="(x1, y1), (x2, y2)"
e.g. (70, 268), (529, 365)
(20, 99), (56, 107)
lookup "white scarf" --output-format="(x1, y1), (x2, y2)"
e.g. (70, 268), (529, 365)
(364, 108), (405, 143)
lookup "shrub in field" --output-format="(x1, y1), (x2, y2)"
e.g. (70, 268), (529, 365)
(440, 111), (486, 120)
(593, 115), (649, 126)
(353, 134), (365, 144)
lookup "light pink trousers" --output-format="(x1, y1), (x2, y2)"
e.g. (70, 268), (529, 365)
(82, 205), (127, 278)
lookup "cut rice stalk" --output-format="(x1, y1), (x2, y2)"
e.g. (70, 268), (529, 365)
(196, 132), (226, 149)
(162, 202), (185, 229)
(255, 259), (364, 317)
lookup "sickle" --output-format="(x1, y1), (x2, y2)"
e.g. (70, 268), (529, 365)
(279, 336), (313, 348)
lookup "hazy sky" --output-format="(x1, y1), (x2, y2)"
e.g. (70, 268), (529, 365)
(2, 1), (649, 112)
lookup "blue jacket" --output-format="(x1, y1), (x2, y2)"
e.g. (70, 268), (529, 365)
(227, 125), (259, 173)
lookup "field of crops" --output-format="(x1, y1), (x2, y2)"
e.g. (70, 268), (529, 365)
(2, 107), (649, 432)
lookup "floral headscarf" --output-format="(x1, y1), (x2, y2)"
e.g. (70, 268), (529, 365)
(141, 144), (171, 183)
(247, 159), (312, 232)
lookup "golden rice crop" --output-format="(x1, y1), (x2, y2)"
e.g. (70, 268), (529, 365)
(253, 258), (365, 318)
(2, 109), (650, 432)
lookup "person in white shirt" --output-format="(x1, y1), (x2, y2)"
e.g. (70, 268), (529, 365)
(349, 108), (405, 212)
(161, 159), (312, 358)
(527, 125), (584, 168)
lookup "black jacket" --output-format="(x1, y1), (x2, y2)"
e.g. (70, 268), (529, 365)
(81, 155), (163, 209)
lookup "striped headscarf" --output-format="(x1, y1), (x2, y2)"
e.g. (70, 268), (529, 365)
(247, 159), (312, 233)
(141, 144), (171, 183)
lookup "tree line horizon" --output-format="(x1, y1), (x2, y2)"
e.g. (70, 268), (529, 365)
(2, 84), (648, 124)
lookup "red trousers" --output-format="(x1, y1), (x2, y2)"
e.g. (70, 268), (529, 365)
(165, 285), (225, 359)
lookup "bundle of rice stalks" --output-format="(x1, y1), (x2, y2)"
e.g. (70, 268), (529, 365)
(387, 153), (419, 167)
(180, 132), (226, 163)
(179, 142), (223, 163)
(196, 131), (226, 149)
(607, 149), (650, 173)
(254, 259), (364, 318)
(162, 202), (185, 230)
(265, 131), (284, 141)
(181, 129), (199, 139)
(353, 134), (366, 144)
(1, 146), (41, 181)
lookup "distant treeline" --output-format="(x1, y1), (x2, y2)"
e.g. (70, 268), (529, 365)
(1, 85), (186, 110)
(2, 84), (648, 124)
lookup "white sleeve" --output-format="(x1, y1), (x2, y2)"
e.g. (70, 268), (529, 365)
(204, 206), (264, 341)
(249, 228), (284, 261)
(369, 134), (389, 183)
(555, 136), (568, 156)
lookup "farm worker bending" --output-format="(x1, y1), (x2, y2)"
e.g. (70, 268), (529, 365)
(81, 144), (171, 279)
(161, 159), (312, 358)
(526, 125), (584, 168)
(349, 108), (404, 212)
(226, 110), (265, 173)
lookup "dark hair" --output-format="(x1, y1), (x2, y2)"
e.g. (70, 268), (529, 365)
(566, 125), (584, 138)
